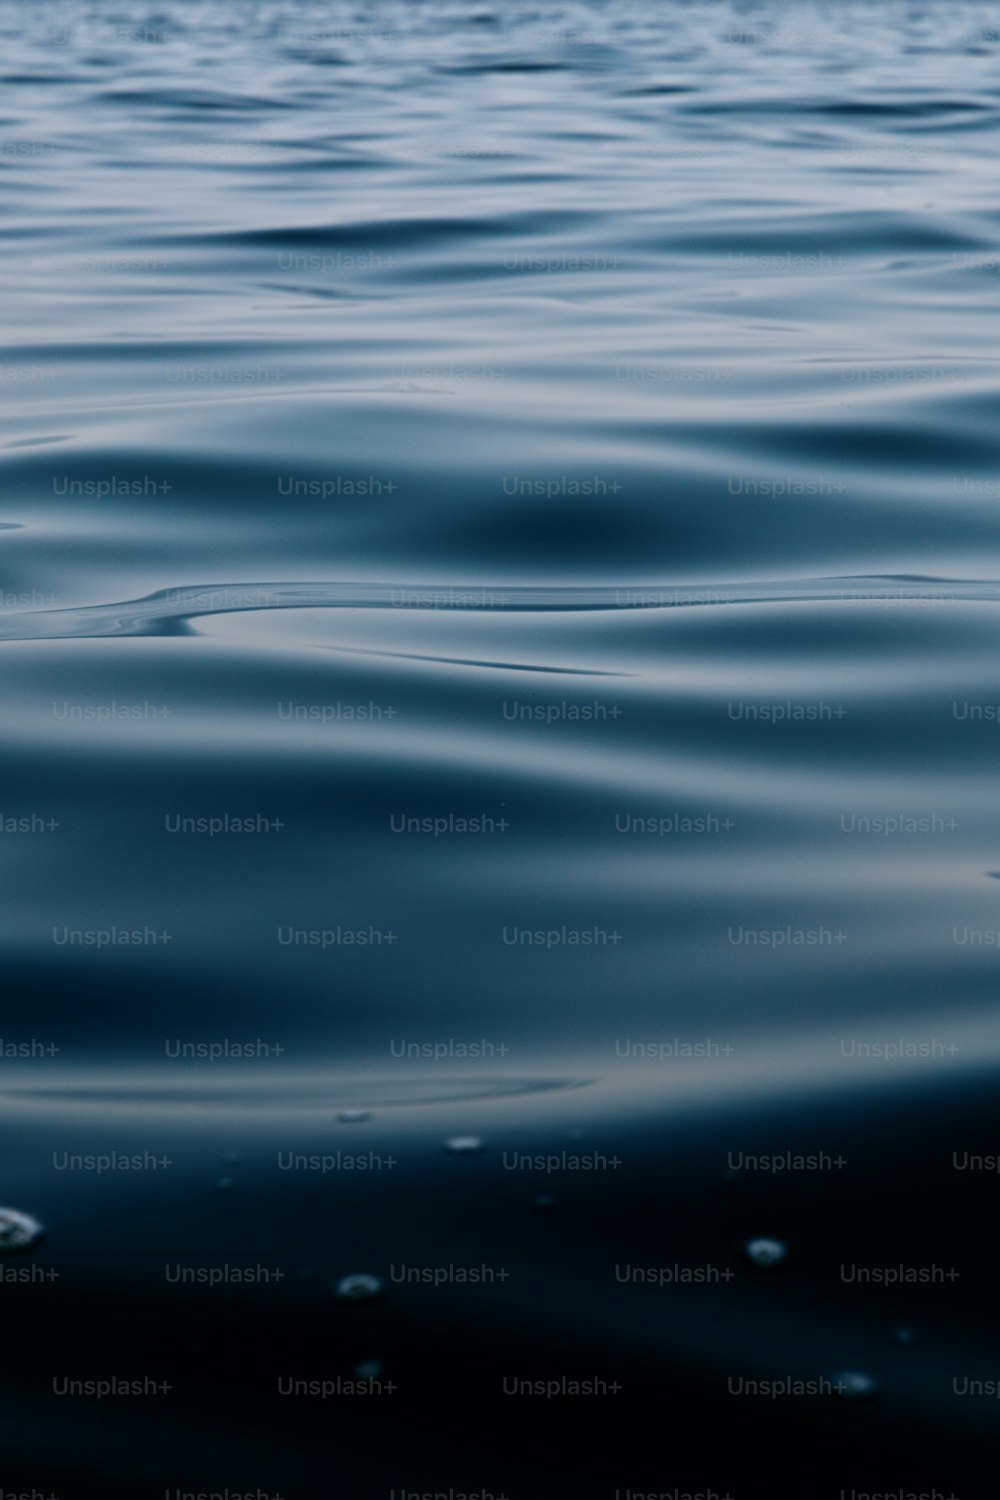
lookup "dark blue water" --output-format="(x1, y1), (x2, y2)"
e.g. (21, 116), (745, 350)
(3, 2), (1000, 1494)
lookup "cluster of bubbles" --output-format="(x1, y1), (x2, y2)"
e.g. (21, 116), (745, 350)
(36, 1109), (880, 1402)
(741, 1237), (883, 1397)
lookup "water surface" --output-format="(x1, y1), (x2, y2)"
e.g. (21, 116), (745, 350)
(2, 2), (999, 1494)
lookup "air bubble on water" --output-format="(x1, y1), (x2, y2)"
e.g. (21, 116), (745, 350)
(336, 1273), (383, 1302)
(338, 1110), (370, 1123)
(355, 1359), (383, 1380)
(0, 1208), (43, 1252)
(894, 1327), (914, 1345)
(744, 1236), (787, 1268)
(445, 1135), (484, 1154)
(832, 1370), (877, 1400)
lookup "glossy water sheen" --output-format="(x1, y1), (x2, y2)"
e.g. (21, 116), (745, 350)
(2, 2), (999, 1493)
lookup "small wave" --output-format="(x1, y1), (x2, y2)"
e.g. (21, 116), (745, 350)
(2, 575), (999, 641)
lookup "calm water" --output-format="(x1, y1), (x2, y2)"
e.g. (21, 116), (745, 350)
(2, 1), (1000, 1493)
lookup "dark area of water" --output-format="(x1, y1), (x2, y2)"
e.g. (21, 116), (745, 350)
(2, 2), (1000, 1495)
